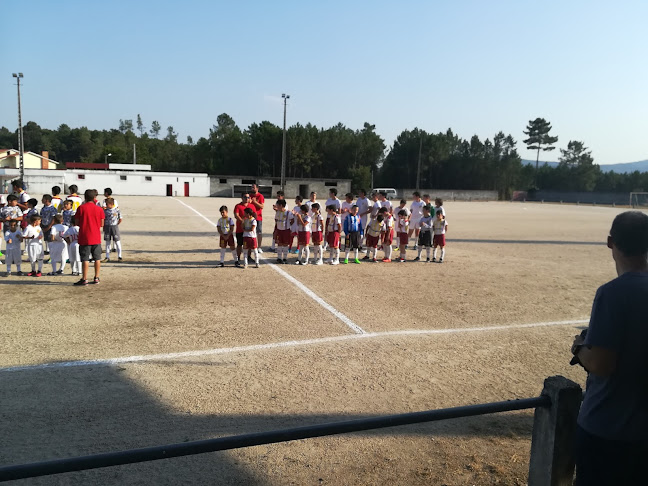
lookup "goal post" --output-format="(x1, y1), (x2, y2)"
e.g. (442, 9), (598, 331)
(629, 192), (648, 208)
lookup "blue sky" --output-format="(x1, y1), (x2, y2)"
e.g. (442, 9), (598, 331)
(1, 0), (646, 165)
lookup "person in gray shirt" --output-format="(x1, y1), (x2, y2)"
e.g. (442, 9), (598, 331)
(571, 211), (648, 485)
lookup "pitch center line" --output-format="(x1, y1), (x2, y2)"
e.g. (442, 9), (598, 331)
(172, 198), (365, 334)
(0, 319), (588, 373)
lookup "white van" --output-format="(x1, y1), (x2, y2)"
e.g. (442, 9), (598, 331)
(372, 188), (398, 200)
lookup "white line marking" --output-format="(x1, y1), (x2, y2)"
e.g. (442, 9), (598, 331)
(172, 198), (365, 334)
(0, 319), (588, 373)
(173, 198), (219, 228)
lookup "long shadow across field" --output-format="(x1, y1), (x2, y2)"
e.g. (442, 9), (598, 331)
(453, 238), (603, 246)
(0, 363), (535, 485)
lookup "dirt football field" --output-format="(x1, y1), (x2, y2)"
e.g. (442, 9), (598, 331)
(0, 196), (632, 485)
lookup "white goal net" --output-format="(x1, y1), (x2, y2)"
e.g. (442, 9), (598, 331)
(630, 192), (648, 208)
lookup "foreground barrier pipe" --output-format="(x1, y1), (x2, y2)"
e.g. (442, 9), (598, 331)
(0, 396), (550, 482)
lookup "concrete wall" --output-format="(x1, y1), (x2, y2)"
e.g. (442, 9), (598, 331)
(0, 168), (65, 195)
(210, 176), (351, 199)
(517, 190), (629, 205)
(397, 188), (498, 201)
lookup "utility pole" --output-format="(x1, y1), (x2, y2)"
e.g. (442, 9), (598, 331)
(416, 135), (423, 191)
(133, 144), (137, 165)
(12, 73), (25, 182)
(280, 93), (290, 194)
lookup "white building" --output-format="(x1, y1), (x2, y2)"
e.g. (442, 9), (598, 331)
(0, 168), (210, 197)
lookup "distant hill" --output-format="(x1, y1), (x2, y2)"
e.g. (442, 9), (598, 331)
(522, 159), (648, 173)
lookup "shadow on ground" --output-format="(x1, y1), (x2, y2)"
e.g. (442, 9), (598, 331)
(0, 363), (536, 485)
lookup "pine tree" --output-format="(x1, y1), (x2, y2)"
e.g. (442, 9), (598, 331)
(523, 118), (559, 185)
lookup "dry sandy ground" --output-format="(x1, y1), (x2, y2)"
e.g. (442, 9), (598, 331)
(0, 196), (630, 485)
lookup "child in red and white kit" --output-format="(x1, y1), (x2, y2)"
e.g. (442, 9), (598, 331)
(432, 210), (448, 263)
(289, 196), (303, 254)
(294, 204), (312, 265)
(274, 199), (292, 264)
(379, 207), (394, 262)
(365, 214), (385, 263)
(310, 203), (324, 265)
(395, 209), (409, 262)
(242, 208), (259, 268)
(325, 204), (341, 265)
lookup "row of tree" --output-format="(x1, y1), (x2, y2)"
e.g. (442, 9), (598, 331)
(0, 116), (645, 197)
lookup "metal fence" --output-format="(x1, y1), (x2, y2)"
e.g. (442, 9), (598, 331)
(0, 376), (582, 486)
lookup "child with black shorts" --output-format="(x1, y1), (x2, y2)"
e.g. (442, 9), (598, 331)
(415, 206), (433, 262)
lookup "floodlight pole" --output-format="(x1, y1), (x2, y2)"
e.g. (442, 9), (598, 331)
(280, 93), (290, 194)
(12, 73), (25, 181)
(416, 135), (422, 191)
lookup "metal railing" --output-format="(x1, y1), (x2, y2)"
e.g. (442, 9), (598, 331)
(0, 376), (582, 485)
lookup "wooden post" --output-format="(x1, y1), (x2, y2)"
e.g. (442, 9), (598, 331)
(528, 375), (582, 486)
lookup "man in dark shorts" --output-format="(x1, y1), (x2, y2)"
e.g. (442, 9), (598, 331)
(233, 192), (256, 267)
(74, 189), (105, 286)
(571, 211), (648, 485)
(249, 183), (265, 250)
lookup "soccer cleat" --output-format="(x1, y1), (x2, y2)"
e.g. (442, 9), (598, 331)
(235, 261), (241, 267)
(353, 258), (361, 264)
(303, 261), (309, 265)
(439, 258), (444, 263)
(218, 262), (224, 267)
(362, 255), (370, 260)
(111, 248), (117, 252)
(27, 271), (35, 277)
(35, 272), (42, 277)
(399, 258), (406, 263)
(102, 258), (110, 263)
(432, 258), (436, 262)
(382, 258), (391, 263)
(243, 262), (248, 269)
(413, 256), (420, 261)
(331, 259), (339, 265)
(425, 258), (431, 263)
(344, 258), (349, 264)
(276, 258), (282, 264)
(73, 278), (88, 286)
(282, 259), (288, 264)
(4, 272), (10, 277)
(16, 271), (23, 276)
(257, 249), (263, 254)
(371, 258), (377, 263)
(295, 261), (303, 265)
(255, 262), (260, 268)
(93, 276), (100, 284)
(55, 270), (63, 275)
(315, 260), (323, 265)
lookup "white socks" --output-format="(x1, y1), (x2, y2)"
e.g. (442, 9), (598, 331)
(426, 247), (431, 259)
(220, 248), (226, 263)
(334, 249), (340, 262)
(385, 245), (392, 260)
(433, 248), (437, 259)
(354, 249), (359, 259)
(116, 241), (122, 258)
(441, 249), (445, 260)
(303, 246), (310, 263)
(417, 248), (423, 259)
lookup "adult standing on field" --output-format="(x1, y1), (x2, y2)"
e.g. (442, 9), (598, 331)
(234, 192), (257, 267)
(571, 211), (648, 485)
(11, 179), (30, 211)
(73, 189), (105, 286)
(249, 183), (265, 251)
